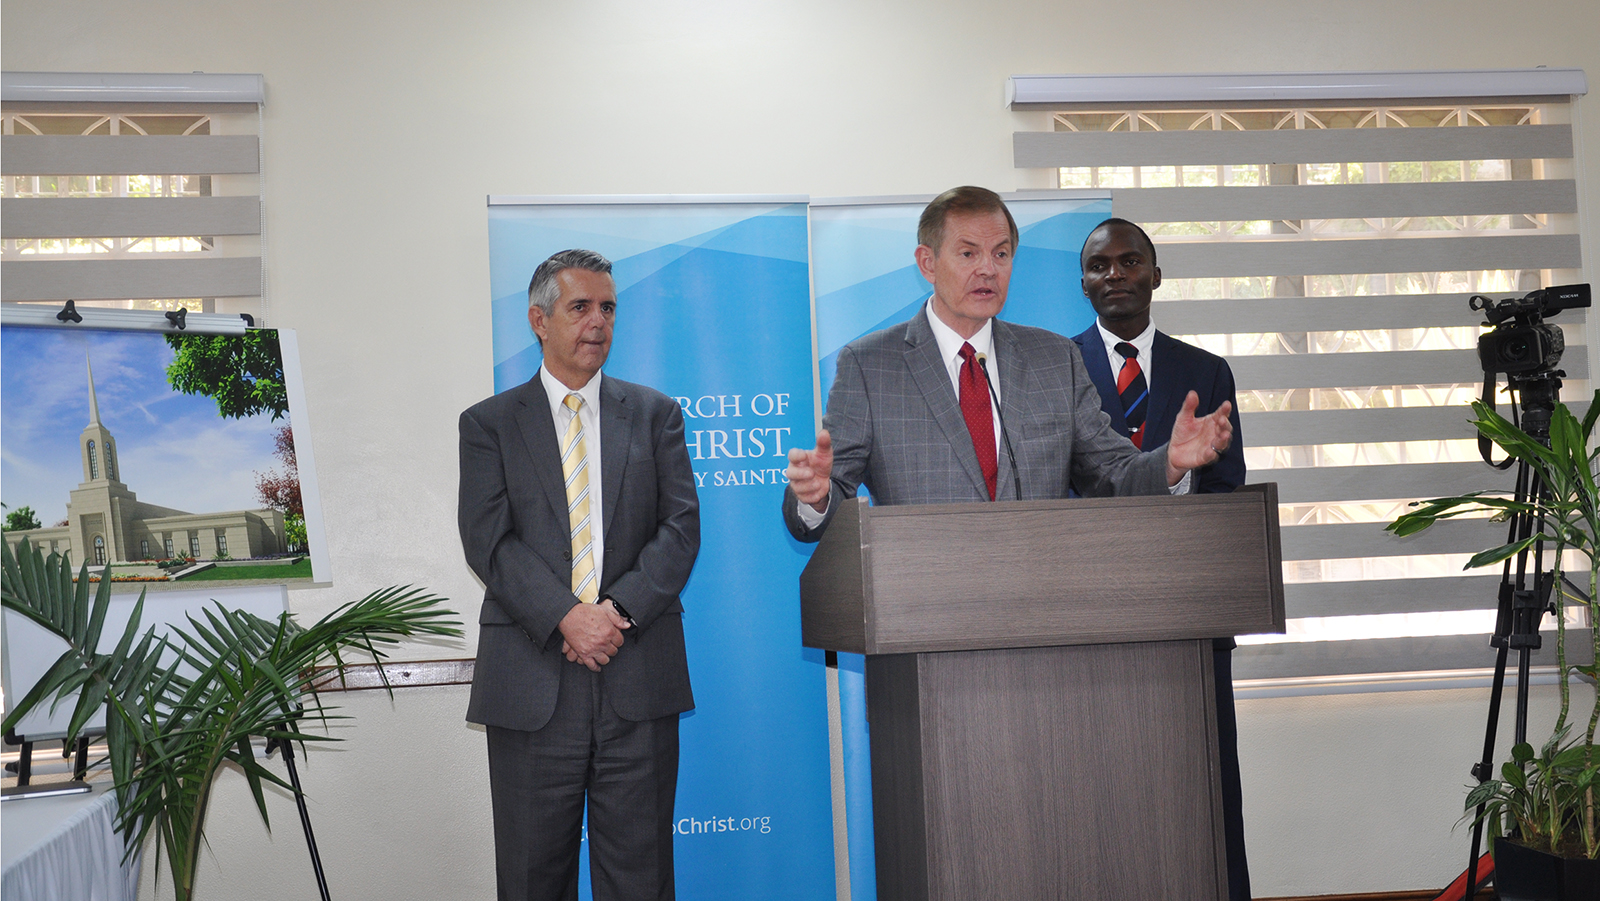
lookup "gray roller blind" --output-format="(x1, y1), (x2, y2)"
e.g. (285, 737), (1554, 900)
(1016, 91), (1587, 682)
(2, 257), (263, 301)
(2, 197), (261, 239)
(1113, 180), (1578, 222)
(1240, 402), (1588, 447)
(0, 135), (260, 176)
(1158, 293), (1543, 333)
(1225, 347), (1587, 390)
(1155, 235), (1580, 278)
(1014, 124), (1573, 168)
(1, 73), (265, 315)
(1288, 574), (1501, 617)
(1239, 633), (1590, 681)
(1271, 462), (1495, 504)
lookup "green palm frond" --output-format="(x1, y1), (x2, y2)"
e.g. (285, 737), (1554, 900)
(0, 537), (462, 901)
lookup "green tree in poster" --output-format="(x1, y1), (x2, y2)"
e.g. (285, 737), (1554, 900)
(3, 505), (42, 532)
(165, 331), (287, 420)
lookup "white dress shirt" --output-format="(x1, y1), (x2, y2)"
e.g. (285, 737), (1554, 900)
(924, 299), (1003, 462)
(1095, 318), (1156, 388)
(540, 365), (605, 586)
(1093, 319), (1189, 495)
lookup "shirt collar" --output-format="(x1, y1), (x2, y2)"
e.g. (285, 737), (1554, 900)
(925, 299), (995, 368)
(1096, 318), (1156, 361)
(539, 365), (603, 419)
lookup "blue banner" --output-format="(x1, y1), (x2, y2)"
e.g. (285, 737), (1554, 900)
(485, 199), (833, 900)
(808, 192), (1113, 899)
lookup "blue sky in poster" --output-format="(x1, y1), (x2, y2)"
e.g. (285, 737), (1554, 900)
(1, 326), (285, 527)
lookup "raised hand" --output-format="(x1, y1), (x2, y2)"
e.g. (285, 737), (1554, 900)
(786, 429), (834, 513)
(1165, 391), (1233, 486)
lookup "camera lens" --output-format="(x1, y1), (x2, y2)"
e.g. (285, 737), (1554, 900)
(1501, 337), (1532, 364)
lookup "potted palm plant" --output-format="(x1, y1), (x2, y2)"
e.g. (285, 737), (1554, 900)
(1, 537), (461, 901)
(1387, 395), (1600, 900)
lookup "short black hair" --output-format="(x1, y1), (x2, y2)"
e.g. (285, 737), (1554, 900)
(1081, 218), (1157, 268)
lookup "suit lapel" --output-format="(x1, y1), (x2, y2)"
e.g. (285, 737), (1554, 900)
(903, 313), (989, 496)
(992, 321), (1031, 500)
(1144, 331), (1182, 449)
(598, 376), (633, 541)
(511, 376), (571, 527)
(1077, 326), (1129, 434)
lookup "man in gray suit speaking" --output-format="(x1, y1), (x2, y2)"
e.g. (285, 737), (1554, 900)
(460, 249), (700, 901)
(783, 186), (1231, 538)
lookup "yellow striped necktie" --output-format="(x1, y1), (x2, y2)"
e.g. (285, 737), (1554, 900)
(561, 393), (598, 604)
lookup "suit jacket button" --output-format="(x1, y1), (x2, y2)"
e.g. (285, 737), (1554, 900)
(562, 549), (572, 561)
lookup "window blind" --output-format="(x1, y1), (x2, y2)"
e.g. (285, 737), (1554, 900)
(1, 72), (266, 320)
(1012, 74), (1590, 682)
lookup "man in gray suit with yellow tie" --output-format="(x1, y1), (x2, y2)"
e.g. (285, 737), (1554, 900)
(783, 186), (1233, 536)
(459, 249), (700, 901)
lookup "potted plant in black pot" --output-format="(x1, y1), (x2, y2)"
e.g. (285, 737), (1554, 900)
(1388, 395), (1600, 900)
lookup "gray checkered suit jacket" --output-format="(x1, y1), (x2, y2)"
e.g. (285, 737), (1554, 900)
(783, 309), (1169, 541)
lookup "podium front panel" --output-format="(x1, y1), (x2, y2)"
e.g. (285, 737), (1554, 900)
(866, 640), (1227, 901)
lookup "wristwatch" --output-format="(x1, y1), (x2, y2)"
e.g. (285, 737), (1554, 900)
(605, 597), (638, 629)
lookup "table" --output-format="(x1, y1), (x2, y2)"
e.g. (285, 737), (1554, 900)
(2, 782), (141, 901)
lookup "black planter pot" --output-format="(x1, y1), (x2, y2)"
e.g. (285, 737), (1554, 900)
(1494, 836), (1600, 901)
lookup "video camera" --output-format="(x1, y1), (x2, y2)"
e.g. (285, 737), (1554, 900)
(1473, 284), (1591, 376)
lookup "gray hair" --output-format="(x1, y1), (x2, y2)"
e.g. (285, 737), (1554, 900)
(527, 248), (614, 314)
(917, 186), (1018, 256)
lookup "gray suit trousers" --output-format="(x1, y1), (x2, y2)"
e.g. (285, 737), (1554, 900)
(486, 660), (680, 901)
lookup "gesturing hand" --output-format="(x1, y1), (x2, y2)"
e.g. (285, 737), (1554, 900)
(1165, 391), (1233, 486)
(786, 430), (834, 513)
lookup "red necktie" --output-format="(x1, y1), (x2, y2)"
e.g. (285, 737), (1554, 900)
(957, 342), (998, 500)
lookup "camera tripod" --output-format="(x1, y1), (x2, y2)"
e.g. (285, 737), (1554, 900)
(1459, 369), (1565, 899)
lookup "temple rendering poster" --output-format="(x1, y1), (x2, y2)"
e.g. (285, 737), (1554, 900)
(1, 324), (319, 587)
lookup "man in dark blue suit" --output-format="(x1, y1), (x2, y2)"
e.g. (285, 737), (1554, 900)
(1073, 218), (1244, 493)
(1073, 217), (1251, 901)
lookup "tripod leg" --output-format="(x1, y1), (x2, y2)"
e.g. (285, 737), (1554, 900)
(1464, 641), (1511, 897)
(274, 737), (332, 901)
(1461, 463), (1545, 896)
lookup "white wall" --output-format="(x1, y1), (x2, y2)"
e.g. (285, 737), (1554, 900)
(1240, 683), (1576, 895)
(5, 0), (1598, 897)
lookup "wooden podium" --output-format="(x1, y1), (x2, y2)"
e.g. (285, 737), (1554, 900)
(800, 486), (1285, 901)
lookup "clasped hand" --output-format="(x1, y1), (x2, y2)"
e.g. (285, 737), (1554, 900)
(559, 600), (631, 672)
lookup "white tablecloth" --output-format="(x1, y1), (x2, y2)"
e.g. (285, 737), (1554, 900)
(2, 783), (141, 901)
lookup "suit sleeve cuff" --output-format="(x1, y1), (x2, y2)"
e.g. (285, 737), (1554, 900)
(795, 496), (830, 528)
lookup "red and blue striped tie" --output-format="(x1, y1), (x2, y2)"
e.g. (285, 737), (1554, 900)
(1114, 341), (1148, 449)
